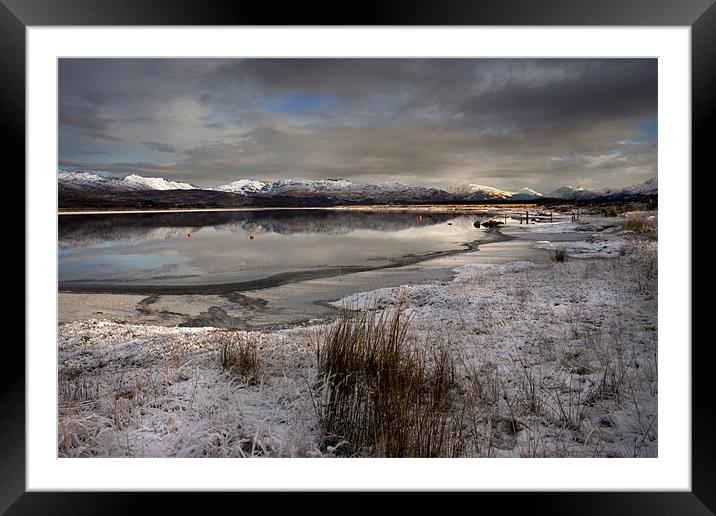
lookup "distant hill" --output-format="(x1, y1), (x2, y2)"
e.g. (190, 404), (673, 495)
(58, 171), (657, 209)
(546, 177), (657, 201)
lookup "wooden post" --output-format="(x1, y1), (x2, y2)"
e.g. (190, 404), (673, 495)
(526, 210), (529, 224)
(504, 214), (507, 225)
(550, 212), (553, 223)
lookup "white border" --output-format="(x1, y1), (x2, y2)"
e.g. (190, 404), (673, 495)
(27, 27), (691, 491)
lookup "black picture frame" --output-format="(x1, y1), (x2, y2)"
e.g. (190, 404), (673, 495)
(3, 0), (713, 513)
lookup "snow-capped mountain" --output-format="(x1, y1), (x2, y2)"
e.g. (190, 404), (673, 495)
(60, 170), (549, 203)
(447, 184), (514, 200)
(210, 178), (548, 203)
(211, 178), (451, 203)
(616, 176), (657, 196)
(59, 171), (199, 192)
(58, 170), (656, 210)
(271, 178), (354, 193)
(58, 171), (128, 190)
(509, 187), (544, 201)
(212, 179), (270, 194)
(547, 186), (600, 201)
(123, 174), (198, 191)
(547, 177), (657, 201)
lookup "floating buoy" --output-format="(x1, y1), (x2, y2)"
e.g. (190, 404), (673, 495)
(249, 235), (255, 240)
(187, 233), (191, 238)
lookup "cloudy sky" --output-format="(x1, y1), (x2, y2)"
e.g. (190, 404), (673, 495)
(59, 58), (657, 192)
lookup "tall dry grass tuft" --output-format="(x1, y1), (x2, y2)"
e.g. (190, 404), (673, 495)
(551, 245), (567, 263)
(220, 333), (262, 385)
(313, 303), (465, 457)
(605, 205), (621, 217)
(622, 213), (655, 233)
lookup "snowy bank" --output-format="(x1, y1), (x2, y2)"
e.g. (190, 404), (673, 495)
(60, 258), (657, 457)
(58, 213), (658, 457)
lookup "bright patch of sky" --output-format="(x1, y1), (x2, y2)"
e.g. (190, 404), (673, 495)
(265, 92), (335, 114)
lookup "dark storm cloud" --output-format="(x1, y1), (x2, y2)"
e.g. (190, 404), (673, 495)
(460, 60), (657, 130)
(58, 58), (657, 191)
(208, 59), (474, 97)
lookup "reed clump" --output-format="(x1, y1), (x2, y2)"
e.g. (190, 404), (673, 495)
(551, 245), (567, 262)
(220, 333), (261, 385)
(622, 213), (654, 233)
(314, 303), (465, 457)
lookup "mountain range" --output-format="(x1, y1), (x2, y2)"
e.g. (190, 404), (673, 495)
(58, 171), (657, 209)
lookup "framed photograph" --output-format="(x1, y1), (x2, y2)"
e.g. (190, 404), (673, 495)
(5, 0), (712, 512)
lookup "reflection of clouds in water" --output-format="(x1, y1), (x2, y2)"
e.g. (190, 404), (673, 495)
(59, 227), (188, 249)
(59, 210), (461, 247)
(58, 210), (490, 283)
(59, 252), (197, 282)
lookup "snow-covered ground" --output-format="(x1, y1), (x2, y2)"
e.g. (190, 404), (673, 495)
(59, 322), (322, 457)
(58, 212), (658, 457)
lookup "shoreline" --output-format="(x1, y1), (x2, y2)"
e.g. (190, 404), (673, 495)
(58, 217), (658, 458)
(58, 214), (641, 331)
(58, 204), (539, 216)
(58, 228), (532, 331)
(58, 229), (512, 296)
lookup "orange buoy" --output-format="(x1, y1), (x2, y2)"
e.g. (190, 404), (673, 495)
(249, 235), (255, 240)
(187, 233), (191, 238)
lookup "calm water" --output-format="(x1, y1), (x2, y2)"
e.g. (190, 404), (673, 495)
(59, 210), (494, 287)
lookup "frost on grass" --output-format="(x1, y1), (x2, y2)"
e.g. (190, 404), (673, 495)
(326, 242), (657, 457)
(534, 236), (626, 259)
(58, 322), (322, 457)
(59, 215), (657, 457)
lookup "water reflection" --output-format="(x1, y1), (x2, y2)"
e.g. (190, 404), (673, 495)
(59, 209), (490, 285)
(59, 210), (463, 247)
